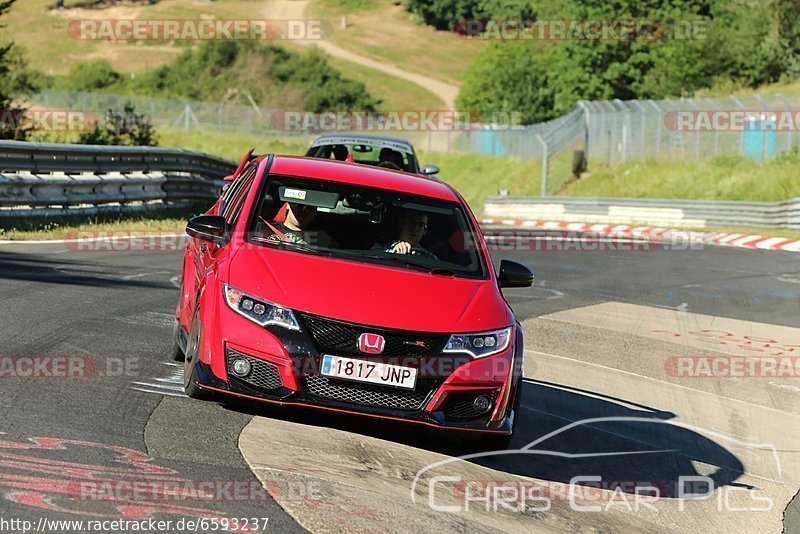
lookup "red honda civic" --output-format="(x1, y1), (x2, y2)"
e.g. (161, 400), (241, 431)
(171, 152), (533, 447)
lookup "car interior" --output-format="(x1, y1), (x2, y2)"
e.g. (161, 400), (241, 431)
(306, 143), (418, 174)
(249, 178), (482, 274)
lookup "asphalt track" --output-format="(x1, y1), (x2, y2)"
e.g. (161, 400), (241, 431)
(0, 234), (798, 533)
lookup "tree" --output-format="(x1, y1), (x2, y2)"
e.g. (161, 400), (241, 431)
(0, 0), (32, 140)
(456, 42), (556, 123)
(78, 103), (158, 146)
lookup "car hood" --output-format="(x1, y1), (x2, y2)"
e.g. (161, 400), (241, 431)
(228, 247), (511, 333)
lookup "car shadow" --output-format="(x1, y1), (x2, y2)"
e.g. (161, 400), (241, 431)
(220, 378), (747, 499)
(473, 379), (747, 498)
(0, 250), (172, 289)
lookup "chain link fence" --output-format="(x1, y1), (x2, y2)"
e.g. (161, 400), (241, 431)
(581, 94), (800, 167)
(29, 91), (800, 197)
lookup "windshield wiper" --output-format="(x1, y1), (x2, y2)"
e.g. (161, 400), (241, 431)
(339, 250), (432, 272)
(251, 237), (328, 255)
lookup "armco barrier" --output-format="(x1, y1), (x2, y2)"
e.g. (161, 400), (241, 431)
(0, 140), (235, 217)
(483, 196), (800, 230)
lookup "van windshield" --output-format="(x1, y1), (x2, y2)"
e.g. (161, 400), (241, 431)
(247, 176), (486, 278)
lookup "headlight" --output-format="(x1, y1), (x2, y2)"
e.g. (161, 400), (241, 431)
(223, 284), (301, 331)
(443, 327), (512, 358)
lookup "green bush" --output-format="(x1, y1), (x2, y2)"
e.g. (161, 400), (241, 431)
(78, 103), (158, 146)
(53, 60), (121, 92)
(119, 41), (379, 111)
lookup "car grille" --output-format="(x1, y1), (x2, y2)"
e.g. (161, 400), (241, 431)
(226, 347), (283, 391)
(305, 375), (435, 411)
(444, 391), (499, 421)
(300, 313), (448, 357)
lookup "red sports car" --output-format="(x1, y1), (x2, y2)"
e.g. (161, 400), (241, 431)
(171, 152), (532, 447)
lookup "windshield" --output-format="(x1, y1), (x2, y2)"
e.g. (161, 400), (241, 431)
(306, 142), (418, 173)
(247, 175), (485, 278)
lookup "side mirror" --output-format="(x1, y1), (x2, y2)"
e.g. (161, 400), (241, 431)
(498, 260), (533, 288)
(186, 215), (230, 245)
(421, 164), (439, 175)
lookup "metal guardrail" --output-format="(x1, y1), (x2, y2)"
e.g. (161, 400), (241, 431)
(0, 140), (235, 217)
(483, 196), (800, 230)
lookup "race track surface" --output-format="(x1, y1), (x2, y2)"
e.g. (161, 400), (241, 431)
(0, 236), (798, 533)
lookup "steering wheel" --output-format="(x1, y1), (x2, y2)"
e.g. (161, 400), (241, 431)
(377, 161), (402, 170)
(410, 246), (437, 260)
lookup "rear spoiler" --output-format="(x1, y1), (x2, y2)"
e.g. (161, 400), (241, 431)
(224, 148), (259, 181)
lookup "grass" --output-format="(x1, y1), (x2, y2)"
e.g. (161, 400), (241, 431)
(157, 128), (310, 161)
(160, 127), (538, 211)
(562, 154), (800, 201)
(0, 208), (199, 240)
(308, 0), (486, 86)
(323, 55), (445, 111)
(7, 0), (448, 112)
(5, 0), (262, 74)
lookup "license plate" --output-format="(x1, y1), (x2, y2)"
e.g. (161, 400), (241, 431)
(320, 355), (417, 389)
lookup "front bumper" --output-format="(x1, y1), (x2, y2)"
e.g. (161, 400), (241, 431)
(192, 302), (520, 434)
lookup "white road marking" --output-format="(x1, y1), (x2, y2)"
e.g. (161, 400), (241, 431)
(117, 312), (174, 328)
(130, 363), (185, 397)
(121, 271), (171, 280)
(769, 382), (800, 393)
(131, 386), (185, 397)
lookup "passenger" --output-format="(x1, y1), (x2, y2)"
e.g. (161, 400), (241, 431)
(266, 203), (335, 247)
(331, 144), (348, 161)
(374, 209), (436, 258)
(376, 148), (401, 170)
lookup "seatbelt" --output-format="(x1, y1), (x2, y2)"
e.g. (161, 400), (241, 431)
(259, 216), (291, 243)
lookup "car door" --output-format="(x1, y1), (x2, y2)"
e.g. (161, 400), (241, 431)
(186, 162), (258, 317)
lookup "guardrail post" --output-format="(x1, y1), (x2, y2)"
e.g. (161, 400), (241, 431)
(536, 134), (548, 197)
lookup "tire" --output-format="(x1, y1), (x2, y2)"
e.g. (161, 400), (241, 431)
(183, 307), (210, 400)
(170, 318), (185, 362)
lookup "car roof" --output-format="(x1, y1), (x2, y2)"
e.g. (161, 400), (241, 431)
(310, 133), (415, 154)
(269, 155), (457, 202)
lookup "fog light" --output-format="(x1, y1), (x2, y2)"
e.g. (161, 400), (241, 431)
(231, 358), (252, 377)
(473, 395), (492, 414)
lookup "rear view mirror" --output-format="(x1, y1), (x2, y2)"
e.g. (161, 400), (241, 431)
(186, 215), (230, 245)
(498, 260), (533, 288)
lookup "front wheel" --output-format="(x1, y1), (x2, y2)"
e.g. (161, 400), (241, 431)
(183, 308), (210, 400)
(170, 318), (185, 362)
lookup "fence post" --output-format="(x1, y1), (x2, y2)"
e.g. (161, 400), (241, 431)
(577, 101), (590, 160)
(731, 96), (745, 156)
(649, 100), (662, 159)
(536, 134), (548, 196)
(777, 95), (792, 154)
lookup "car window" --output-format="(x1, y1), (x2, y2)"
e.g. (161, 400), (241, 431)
(222, 163), (258, 224)
(308, 143), (417, 172)
(247, 175), (486, 279)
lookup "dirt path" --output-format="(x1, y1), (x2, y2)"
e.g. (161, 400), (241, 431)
(265, 0), (459, 110)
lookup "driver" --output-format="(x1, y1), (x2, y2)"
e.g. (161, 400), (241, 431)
(265, 203), (335, 247)
(374, 209), (436, 258)
(376, 148), (401, 170)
